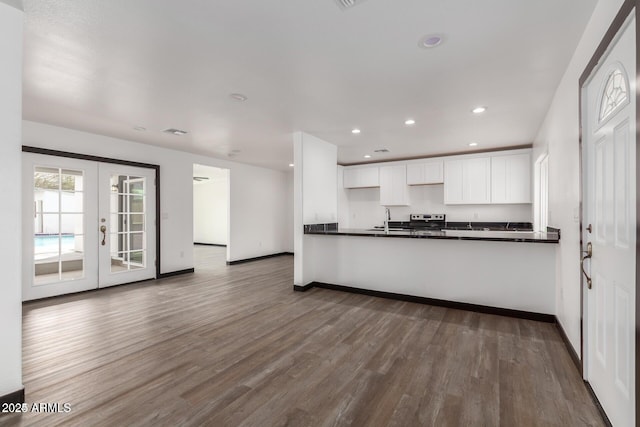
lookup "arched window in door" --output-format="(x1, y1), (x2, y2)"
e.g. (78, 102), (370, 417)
(598, 65), (629, 124)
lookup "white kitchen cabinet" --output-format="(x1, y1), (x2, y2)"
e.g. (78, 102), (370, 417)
(491, 152), (531, 203)
(379, 165), (410, 206)
(406, 160), (444, 185)
(444, 157), (491, 204)
(343, 167), (379, 188)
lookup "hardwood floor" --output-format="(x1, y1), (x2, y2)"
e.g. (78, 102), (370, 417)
(1, 245), (604, 426)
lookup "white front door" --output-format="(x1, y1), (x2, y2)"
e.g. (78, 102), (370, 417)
(22, 154), (156, 300)
(582, 14), (636, 427)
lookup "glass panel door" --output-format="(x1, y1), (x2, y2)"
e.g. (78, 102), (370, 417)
(98, 164), (156, 287)
(23, 154), (157, 299)
(23, 154), (99, 301)
(33, 167), (85, 284)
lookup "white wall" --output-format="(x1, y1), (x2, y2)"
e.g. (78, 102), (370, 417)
(298, 133), (338, 224)
(227, 163), (289, 261)
(23, 121), (291, 267)
(285, 170), (294, 252)
(0, 0), (23, 398)
(293, 132), (338, 286)
(337, 165), (351, 228)
(343, 185), (532, 228)
(532, 0), (625, 355)
(193, 174), (228, 245)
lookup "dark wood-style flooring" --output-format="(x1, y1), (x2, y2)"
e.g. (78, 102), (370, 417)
(1, 245), (604, 426)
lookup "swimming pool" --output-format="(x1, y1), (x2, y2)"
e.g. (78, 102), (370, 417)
(34, 234), (76, 257)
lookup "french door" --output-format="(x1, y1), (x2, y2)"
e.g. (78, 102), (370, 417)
(581, 14), (635, 427)
(22, 153), (156, 301)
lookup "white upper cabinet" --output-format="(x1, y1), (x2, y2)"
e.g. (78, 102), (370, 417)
(443, 159), (464, 203)
(379, 165), (410, 206)
(491, 152), (532, 203)
(343, 148), (532, 205)
(406, 160), (444, 185)
(343, 167), (379, 188)
(444, 157), (491, 204)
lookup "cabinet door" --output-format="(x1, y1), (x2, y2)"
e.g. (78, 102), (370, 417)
(379, 165), (409, 206)
(464, 157), (491, 203)
(407, 161), (444, 185)
(343, 168), (359, 188)
(423, 161), (444, 184)
(491, 153), (531, 203)
(406, 164), (424, 185)
(359, 167), (380, 187)
(343, 167), (379, 188)
(444, 159), (464, 203)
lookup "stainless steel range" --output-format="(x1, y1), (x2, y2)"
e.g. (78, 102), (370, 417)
(409, 213), (446, 230)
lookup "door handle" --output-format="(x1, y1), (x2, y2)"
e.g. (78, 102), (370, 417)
(100, 225), (107, 246)
(581, 242), (592, 289)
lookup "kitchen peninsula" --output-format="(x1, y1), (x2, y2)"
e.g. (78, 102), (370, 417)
(300, 225), (559, 319)
(293, 133), (558, 320)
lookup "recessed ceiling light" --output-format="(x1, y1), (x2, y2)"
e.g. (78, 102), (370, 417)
(289, 163), (294, 167)
(472, 106), (487, 114)
(469, 142), (478, 147)
(133, 126), (146, 132)
(418, 34), (444, 49)
(404, 119), (416, 126)
(364, 155), (371, 159)
(230, 93), (248, 102)
(352, 128), (361, 134)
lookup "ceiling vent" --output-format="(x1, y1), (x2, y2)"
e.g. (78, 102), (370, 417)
(374, 148), (390, 153)
(335, 0), (368, 11)
(163, 128), (188, 136)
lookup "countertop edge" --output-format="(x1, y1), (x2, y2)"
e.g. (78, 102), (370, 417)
(304, 229), (560, 244)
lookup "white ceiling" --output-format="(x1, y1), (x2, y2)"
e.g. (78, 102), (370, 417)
(22, 0), (598, 171)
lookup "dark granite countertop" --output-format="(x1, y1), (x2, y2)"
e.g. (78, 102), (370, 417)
(304, 227), (560, 244)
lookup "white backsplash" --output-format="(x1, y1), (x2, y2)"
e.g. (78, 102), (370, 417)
(340, 185), (532, 228)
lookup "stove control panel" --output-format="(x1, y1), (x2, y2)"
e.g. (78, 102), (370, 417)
(410, 214), (445, 222)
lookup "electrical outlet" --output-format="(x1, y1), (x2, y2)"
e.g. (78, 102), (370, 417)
(180, 251), (184, 258)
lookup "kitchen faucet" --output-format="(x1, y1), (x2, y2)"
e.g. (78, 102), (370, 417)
(384, 208), (390, 233)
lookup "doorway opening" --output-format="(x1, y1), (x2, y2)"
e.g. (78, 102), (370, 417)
(193, 164), (230, 270)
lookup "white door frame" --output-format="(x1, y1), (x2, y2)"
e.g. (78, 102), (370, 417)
(22, 147), (161, 294)
(578, 1), (638, 424)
